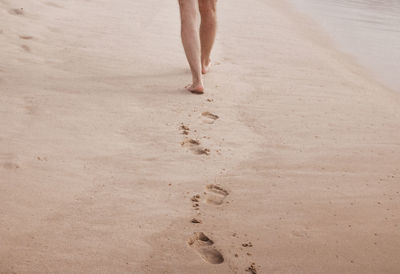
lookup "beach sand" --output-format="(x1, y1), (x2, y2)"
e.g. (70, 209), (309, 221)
(1, 0), (400, 273)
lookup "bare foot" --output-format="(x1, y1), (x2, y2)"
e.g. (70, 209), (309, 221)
(202, 59), (211, 75)
(185, 83), (204, 95)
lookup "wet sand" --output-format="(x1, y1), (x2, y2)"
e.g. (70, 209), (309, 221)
(290, 0), (400, 93)
(1, 0), (400, 273)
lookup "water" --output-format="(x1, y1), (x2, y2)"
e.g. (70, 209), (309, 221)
(289, 0), (400, 92)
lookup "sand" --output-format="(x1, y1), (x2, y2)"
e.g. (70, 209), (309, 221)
(1, 0), (400, 273)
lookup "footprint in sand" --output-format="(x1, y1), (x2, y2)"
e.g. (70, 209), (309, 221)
(201, 111), (219, 124)
(23, 96), (39, 115)
(21, 45), (31, 52)
(19, 35), (33, 40)
(44, 2), (64, 8)
(188, 232), (224, 264)
(291, 230), (309, 238)
(1, 153), (20, 170)
(191, 218), (202, 224)
(9, 8), (24, 15)
(2, 162), (20, 170)
(204, 184), (229, 206)
(246, 263), (258, 274)
(181, 138), (210, 155)
(179, 124), (190, 135)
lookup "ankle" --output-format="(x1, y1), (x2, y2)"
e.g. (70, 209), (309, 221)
(192, 73), (202, 85)
(192, 77), (203, 87)
(202, 58), (211, 67)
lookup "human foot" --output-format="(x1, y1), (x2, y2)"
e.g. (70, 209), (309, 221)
(185, 83), (204, 94)
(202, 59), (211, 74)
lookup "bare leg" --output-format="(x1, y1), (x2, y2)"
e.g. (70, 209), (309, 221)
(178, 0), (204, 94)
(199, 0), (217, 74)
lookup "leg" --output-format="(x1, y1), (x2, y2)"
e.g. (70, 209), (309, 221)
(178, 0), (204, 94)
(199, 0), (217, 74)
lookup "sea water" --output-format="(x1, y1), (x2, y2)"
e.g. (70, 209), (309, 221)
(289, 0), (400, 92)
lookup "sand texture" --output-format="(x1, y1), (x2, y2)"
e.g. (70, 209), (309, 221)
(1, 0), (400, 273)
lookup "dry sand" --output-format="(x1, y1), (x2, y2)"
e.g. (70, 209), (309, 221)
(1, 0), (400, 273)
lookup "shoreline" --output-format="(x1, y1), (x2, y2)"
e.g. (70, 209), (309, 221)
(276, 0), (400, 97)
(1, 0), (400, 273)
(288, 0), (400, 94)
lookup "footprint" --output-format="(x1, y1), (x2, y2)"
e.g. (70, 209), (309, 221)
(2, 162), (20, 170)
(21, 45), (30, 52)
(188, 232), (224, 264)
(246, 263), (257, 274)
(291, 230), (309, 238)
(1, 153), (20, 170)
(204, 184), (229, 205)
(44, 2), (63, 8)
(180, 124), (190, 135)
(201, 112), (219, 124)
(242, 242), (253, 247)
(181, 138), (210, 155)
(19, 35), (33, 40)
(9, 8), (24, 15)
(191, 218), (202, 224)
(24, 96), (38, 115)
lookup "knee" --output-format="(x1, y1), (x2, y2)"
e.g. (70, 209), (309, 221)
(199, 0), (217, 18)
(179, 0), (197, 22)
(178, 0), (185, 8)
